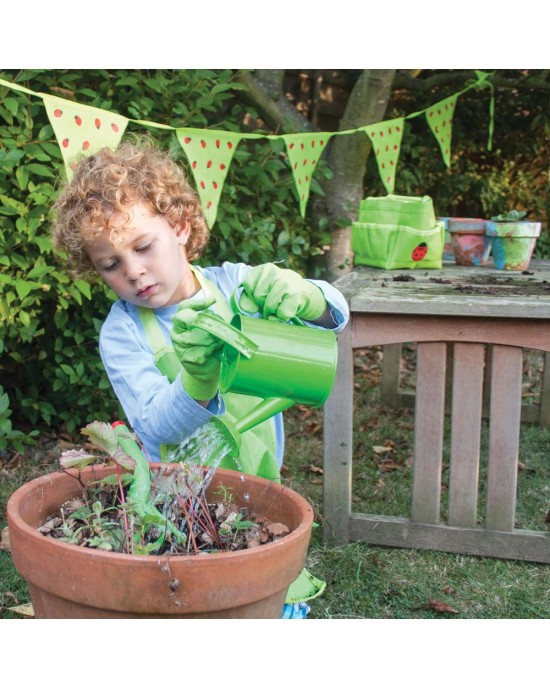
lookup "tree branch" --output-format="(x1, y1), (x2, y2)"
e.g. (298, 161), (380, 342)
(234, 69), (316, 133)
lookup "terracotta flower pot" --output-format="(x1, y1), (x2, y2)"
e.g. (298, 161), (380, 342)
(7, 464), (314, 618)
(448, 218), (488, 266)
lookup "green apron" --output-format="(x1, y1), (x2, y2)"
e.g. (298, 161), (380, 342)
(138, 265), (280, 481)
(138, 265), (324, 605)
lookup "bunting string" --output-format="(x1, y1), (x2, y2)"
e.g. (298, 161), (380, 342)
(0, 73), (495, 227)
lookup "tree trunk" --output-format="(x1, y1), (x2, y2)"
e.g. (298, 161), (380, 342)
(320, 69), (396, 279)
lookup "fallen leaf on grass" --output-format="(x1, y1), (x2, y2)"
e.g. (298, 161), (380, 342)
(372, 446), (393, 455)
(359, 417), (381, 432)
(379, 460), (402, 472)
(7, 603), (34, 617)
(429, 599), (459, 614)
(309, 479), (323, 485)
(0, 526), (10, 552)
(308, 464), (323, 475)
(295, 421), (322, 437)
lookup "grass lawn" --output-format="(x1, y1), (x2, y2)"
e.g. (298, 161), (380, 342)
(1, 346), (548, 620)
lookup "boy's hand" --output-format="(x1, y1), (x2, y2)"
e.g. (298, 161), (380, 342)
(240, 263), (327, 322)
(171, 300), (223, 401)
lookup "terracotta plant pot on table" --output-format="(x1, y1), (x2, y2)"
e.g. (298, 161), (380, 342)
(7, 464), (314, 619)
(447, 218), (488, 266)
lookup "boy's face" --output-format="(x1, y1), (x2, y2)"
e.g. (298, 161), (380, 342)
(86, 202), (197, 308)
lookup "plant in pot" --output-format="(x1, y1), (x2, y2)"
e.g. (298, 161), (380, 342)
(6, 420), (315, 619)
(485, 209), (542, 271)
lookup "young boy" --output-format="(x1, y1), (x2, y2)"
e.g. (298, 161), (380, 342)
(52, 137), (349, 479)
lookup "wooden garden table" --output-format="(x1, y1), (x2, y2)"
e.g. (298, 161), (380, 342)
(323, 259), (550, 563)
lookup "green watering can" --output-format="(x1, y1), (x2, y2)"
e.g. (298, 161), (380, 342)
(189, 297), (338, 451)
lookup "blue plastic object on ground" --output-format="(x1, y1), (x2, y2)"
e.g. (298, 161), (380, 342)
(281, 602), (311, 619)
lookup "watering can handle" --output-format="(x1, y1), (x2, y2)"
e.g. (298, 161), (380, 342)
(189, 311), (259, 359)
(231, 287), (304, 326)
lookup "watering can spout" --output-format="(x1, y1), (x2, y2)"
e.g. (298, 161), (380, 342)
(233, 397), (295, 434)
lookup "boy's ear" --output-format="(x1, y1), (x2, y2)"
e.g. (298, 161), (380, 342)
(175, 219), (192, 246)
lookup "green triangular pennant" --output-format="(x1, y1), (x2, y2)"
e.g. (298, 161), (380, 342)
(425, 95), (457, 167)
(42, 94), (128, 179)
(176, 128), (242, 228)
(281, 132), (333, 217)
(362, 118), (405, 194)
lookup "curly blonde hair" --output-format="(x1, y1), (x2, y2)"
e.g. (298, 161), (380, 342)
(51, 136), (209, 277)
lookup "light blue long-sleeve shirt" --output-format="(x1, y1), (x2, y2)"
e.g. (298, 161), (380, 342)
(99, 261), (350, 464)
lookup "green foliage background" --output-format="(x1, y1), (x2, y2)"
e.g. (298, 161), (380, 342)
(0, 69), (547, 449)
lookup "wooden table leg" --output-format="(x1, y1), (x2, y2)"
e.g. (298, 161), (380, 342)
(323, 324), (353, 543)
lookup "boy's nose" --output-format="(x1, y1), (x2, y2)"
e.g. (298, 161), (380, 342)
(125, 259), (146, 282)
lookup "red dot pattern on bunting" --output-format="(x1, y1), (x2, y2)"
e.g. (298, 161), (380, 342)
(425, 96), (457, 168)
(42, 94), (128, 179)
(282, 133), (334, 218)
(176, 128), (243, 228)
(362, 118), (405, 194)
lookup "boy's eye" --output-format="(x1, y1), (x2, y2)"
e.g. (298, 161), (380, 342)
(136, 243), (152, 253)
(102, 260), (119, 272)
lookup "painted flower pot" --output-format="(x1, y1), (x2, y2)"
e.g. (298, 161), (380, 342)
(448, 218), (488, 266)
(485, 221), (541, 271)
(6, 464), (314, 619)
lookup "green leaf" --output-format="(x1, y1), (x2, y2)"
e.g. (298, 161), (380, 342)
(18, 310), (30, 327)
(277, 229), (290, 246)
(59, 449), (100, 470)
(26, 163), (55, 178)
(81, 421), (119, 457)
(15, 166), (29, 191)
(0, 417), (13, 434)
(74, 279), (92, 299)
(27, 265), (54, 280)
(0, 392), (10, 415)
(15, 279), (40, 299)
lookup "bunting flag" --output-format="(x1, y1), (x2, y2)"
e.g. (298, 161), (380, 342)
(361, 118), (405, 194)
(176, 128), (243, 227)
(42, 94), (128, 178)
(425, 95), (458, 168)
(0, 73), (496, 223)
(281, 132), (335, 217)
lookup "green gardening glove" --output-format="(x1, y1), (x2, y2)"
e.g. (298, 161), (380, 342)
(170, 299), (224, 401)
(240, 263), (327, 322)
